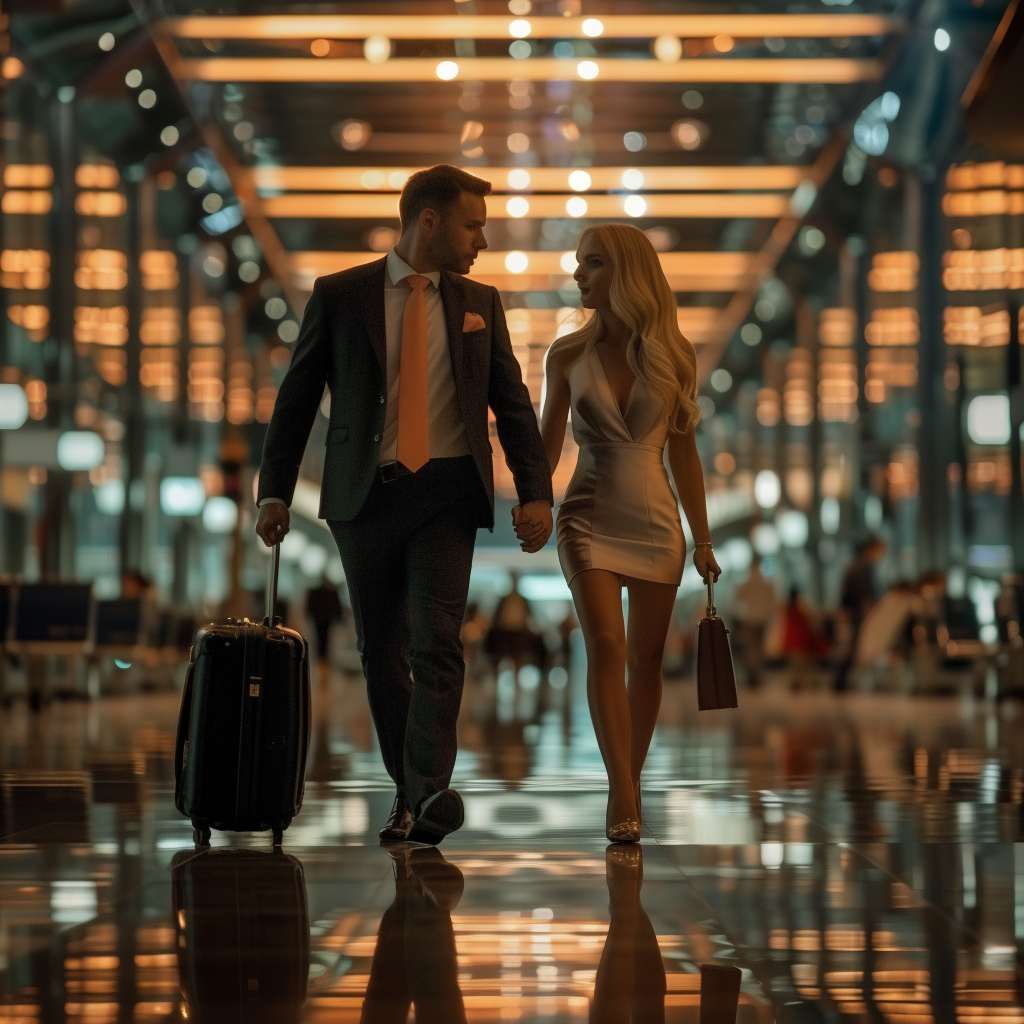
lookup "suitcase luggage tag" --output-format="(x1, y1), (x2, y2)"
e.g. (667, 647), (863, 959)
(696, 576), (739, 711)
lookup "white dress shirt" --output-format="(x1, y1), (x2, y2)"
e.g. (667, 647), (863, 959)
(379, 248), (469, 464)
(260, 249), (468, 508)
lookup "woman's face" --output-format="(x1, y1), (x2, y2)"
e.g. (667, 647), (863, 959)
(573, 234), (614, 310)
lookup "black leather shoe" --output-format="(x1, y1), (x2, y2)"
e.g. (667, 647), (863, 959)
(378, 792), (413, 844)
(407, 789), (464, 846)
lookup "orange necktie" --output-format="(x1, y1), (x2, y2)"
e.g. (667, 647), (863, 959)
(396, 274), (430, 473)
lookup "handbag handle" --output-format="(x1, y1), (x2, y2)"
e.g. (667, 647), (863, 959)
(705, 576), (716, 617)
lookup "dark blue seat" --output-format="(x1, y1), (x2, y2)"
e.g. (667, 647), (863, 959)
(15, 584), (92, 644)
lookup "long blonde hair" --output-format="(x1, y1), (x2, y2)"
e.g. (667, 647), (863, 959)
(552, 224), (700, 432)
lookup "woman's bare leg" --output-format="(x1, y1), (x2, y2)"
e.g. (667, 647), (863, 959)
(624, 577), (678, 798)
(569, 569), (636, 829)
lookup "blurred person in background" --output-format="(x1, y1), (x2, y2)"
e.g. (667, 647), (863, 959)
(834, 536), (887, 692)
(782, 587), (829, 690)
(485, 573), (544, 671)
(306, 574), (344, 690)
(733, 554), (777, 689)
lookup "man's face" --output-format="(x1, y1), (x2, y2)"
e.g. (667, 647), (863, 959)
(426, 192), (488, 275)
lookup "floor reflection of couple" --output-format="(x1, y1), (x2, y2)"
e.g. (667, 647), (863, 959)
(360, 846), (740, 1024)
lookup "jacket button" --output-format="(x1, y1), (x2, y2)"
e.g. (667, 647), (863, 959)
(373, 433), (380, 442)
(379, 395), (384, 403)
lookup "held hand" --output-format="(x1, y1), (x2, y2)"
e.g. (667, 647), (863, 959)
(255, 503), (290, 547)
(512, 500), (553, 553)
(694, 544), (722, 583)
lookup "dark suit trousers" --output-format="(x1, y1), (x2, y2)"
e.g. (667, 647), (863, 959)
(328, 456), (479, 816)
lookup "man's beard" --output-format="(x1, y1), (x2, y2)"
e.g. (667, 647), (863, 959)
(426, 224), (467, 274)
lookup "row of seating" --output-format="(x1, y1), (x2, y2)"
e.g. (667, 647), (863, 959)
(0, 582), (198, 705)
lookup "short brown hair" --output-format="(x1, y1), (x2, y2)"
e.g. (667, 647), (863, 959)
(399, 164), (491, 228)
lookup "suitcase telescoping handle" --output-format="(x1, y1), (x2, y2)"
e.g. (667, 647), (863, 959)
(265, 541), (280, 625)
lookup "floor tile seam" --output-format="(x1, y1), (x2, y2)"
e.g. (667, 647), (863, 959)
(644, 828), (791, 1020)
(775, 809), (988, 947)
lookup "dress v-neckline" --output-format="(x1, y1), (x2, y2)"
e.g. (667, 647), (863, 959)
(593, 346), (637, 429)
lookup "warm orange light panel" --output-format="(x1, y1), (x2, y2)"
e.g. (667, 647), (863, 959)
(254, 165), (808, 193)
(179, 57), (884, 84)
(261, 193), (790, 219)
(289, 250), (761, 292)
(164, 14), (906, 39)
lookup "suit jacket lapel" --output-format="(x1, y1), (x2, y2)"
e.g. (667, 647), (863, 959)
(439, 271), (466, 386)
(359, 258), (388, 375)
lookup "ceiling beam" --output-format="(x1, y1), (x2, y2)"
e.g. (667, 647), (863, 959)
(163, 14), (906, 40)
(177, 56), (884, 85)
(254, 165), (810, 193)
(261, 192), (791, 220)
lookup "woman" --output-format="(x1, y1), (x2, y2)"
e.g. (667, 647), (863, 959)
(514, 224), (720, 842)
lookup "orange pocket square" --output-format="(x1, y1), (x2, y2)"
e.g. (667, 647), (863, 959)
(463, 312), (486, 332)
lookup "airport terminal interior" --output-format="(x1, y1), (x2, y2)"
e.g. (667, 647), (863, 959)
(2, 0), (1024, 1019)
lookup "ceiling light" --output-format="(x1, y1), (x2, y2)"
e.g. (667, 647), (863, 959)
(754, 470), (781, 509)
(567, 170), (591, 191)
(0, 384), (28, 429)
(820, 496), (840, 535)
(161, 478), (206, 516)
(934, 27), (950, 51)
(623, 194), (646, 217)
(506, 196), (530, 218)
(138, 89), (157, 108)
(310, 38), (331, 57)
(57, 432), (104, 471)
(967, 394), (1010, 445)
(623, 131), (646, 152)
(621, 168), (645, 190)
(713, 34), (735, 52)
(710, 368), (732, 392)
(777, 509), (809, 548)
(361, 170), (385, 188)
(436, 60), (459, 80)
(653, 35), (682, 62)
(509, 19), (531, 37)
(160, 125), (179, 146)
(682, 89), (703, 109)
(560, 252), (578, 273)
(125, 68), (142, 88)
(581, 18), (604, 37)
(507, 168), (531, 189)
(186, 167), (208, 188)
(505, 250), (529, 273)
(576, 60), (599, 80)
(507, 132), (530, 153)
(98, 32), (115, 51)
(203, 495), (238, 533)
(565, 196), (588, 217)
(752, 522), (781, 556)
(364, 35), (391, 63)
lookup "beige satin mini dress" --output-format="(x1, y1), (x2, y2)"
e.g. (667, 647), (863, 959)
(556, 345), (686, 587)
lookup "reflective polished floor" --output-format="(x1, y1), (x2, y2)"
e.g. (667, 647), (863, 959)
(4, 657), (1024, 1022)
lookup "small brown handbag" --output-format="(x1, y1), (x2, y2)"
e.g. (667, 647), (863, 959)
(695, 578), (739, 711)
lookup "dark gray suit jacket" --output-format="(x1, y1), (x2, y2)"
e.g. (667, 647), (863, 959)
(257, 257), (553, 528)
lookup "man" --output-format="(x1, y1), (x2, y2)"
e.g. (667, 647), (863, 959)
(255, 165), (553, 845)
(834, 536), (886, 691)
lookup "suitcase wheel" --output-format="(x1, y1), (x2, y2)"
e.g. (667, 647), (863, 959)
(193, 826), (211, 847)
(272, 828), (283, 848)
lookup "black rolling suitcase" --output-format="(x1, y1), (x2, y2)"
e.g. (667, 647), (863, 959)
(174, 543), (310, 846)
(171, 848), (309, 1023)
